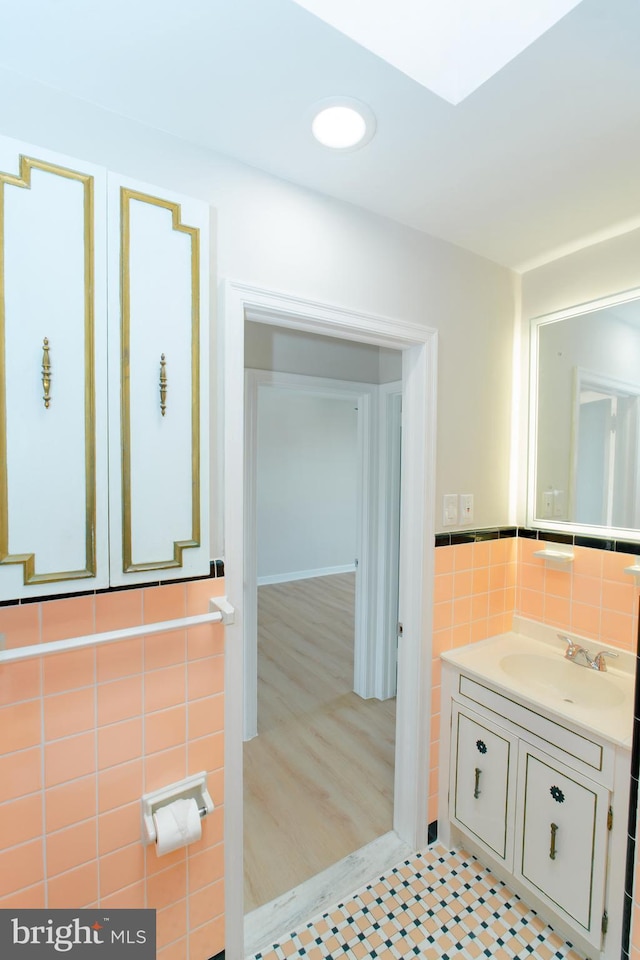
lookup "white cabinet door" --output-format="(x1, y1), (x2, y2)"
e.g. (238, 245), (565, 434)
(515, 744), (609, 948)
(0, 137), (108, 599)
(107, 176), (210, 585)
(450, 704), (517, 867)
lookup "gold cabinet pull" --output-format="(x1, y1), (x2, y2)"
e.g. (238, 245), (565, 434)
(474, 767), (481, 799)
(549, 822), (558, 860)
(42, 337), (52, 409)
(159, 353), (167, 416)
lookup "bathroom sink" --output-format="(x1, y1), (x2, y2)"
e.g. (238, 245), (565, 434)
(499, 653), (625, 708)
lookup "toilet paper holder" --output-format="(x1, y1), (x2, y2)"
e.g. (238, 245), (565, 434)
(141, 772), (214, 846)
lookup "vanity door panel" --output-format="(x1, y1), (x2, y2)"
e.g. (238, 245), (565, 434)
(450, 703), (517, 869)
(0, 136), (109, 599)
(515, 744), (609, 947)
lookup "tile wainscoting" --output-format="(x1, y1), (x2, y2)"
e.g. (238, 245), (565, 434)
(0, 574), (226, 960)
(1, 529), (638, 960)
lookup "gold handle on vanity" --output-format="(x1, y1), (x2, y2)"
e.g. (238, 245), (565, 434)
(159, 353), (167, 416)
(42, 337), (52, 409)
(474, 767), (481, 799)
(549, 822), (558, 860)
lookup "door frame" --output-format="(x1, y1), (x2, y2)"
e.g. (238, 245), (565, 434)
(243, 368), (376, 739)
(375, 382), (403, 700)
(221, 280), (438, 960)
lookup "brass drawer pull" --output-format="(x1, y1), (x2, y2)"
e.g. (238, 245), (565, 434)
(42, 337), (52, 409)
(474, 767), (481, 799)
(550, 822), (558, 860)
(159, 353), (167, 416)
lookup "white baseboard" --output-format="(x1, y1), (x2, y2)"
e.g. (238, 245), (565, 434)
(257, 563), (356, 586)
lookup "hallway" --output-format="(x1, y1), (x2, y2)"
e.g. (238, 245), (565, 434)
(244, 573), (396, 910)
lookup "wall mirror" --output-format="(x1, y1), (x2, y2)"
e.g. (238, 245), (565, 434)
(529, 287), (640, 542)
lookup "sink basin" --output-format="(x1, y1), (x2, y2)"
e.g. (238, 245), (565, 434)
(499, 653), (625, 709)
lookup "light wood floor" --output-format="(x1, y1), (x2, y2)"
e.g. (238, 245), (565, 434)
(243, 573), (396, 912)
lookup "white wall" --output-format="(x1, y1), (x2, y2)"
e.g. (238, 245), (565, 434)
(518, 226), (640, 524)
(245, 321), (402, 384)
(256, 388), (358, 581)
(523, 228), (640, 321)
(0, 67), (518, 545)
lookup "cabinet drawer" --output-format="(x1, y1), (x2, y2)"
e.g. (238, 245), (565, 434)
(458, 675), (604, 774)
(451, 704), (516, 867)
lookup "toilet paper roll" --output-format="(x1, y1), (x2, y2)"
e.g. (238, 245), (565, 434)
(153, 797), (202, 857)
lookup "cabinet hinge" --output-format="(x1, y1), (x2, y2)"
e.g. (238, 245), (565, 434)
(607, 806), (613, 831)
(397, 622), (404, 638)
(601, 910), (608, 935)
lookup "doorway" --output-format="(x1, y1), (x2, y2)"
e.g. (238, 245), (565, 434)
(243, 365), (401, 736)
(222, 282), (437, 960)
(571, 369), (640, 527)
(243, 351), (402, 911)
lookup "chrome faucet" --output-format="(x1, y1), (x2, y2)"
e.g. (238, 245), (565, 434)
(559, 634), (618, 671)
(560, 634), (588, 663)
(590, 650), (618, 672)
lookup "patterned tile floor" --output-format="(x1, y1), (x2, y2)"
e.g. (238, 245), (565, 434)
(249, 846), (586, 960)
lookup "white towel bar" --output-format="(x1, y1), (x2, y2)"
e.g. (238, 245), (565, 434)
(0, 595), (234, 664)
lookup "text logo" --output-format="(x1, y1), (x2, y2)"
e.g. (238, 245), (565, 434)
(0, 910), (156, 957)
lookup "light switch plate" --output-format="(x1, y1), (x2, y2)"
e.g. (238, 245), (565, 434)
(443, 494), (458, 526)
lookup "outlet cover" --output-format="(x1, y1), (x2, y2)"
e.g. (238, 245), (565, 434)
(459, 493), (474, 524)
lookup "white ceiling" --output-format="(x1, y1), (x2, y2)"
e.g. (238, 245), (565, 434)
(0, 0), (639, 271)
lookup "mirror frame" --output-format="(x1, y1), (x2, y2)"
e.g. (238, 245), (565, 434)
(527, 284), (640, 543)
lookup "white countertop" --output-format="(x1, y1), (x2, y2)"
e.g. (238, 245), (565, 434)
(441, 619), (635, 748)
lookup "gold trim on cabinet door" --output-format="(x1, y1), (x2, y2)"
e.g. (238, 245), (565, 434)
(0, 156), (97, 584)
(120, 187), (201, 573)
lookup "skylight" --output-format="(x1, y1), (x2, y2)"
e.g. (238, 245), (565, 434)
(291, 0), (584, 104)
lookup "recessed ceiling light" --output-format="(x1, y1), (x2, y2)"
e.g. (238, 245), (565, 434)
(311, 97), (376, 151)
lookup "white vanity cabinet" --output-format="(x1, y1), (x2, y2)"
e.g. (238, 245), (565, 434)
(0, 136), (210, 600)
(442, 656), (631, 960)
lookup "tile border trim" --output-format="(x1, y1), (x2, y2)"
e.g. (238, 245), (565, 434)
(435, 527), (640, 554)
(0, 559), (226, 608)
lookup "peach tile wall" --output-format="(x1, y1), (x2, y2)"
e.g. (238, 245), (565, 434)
(517, 538), (640, 651)
(429, 536), (517, 823)
(0, 577), (226, 960)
